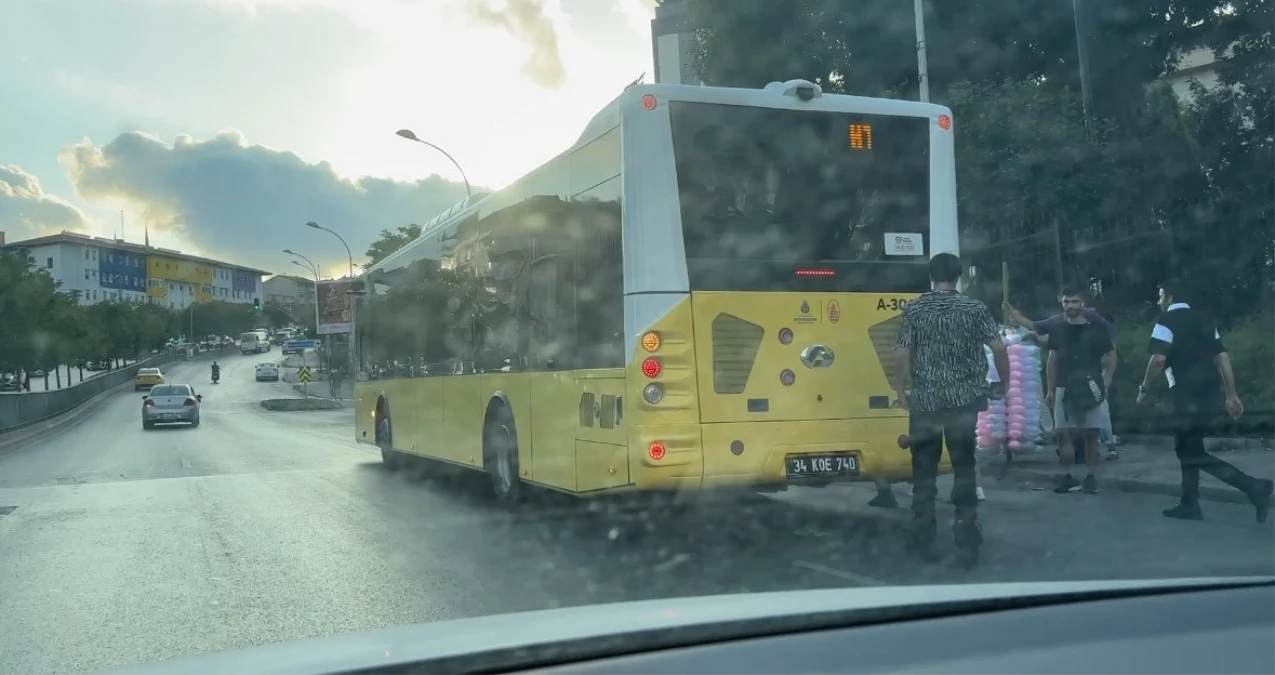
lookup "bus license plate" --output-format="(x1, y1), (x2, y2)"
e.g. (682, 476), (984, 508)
(786, 453), (859, 477)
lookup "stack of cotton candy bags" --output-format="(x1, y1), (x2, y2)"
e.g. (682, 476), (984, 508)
(1003, 333), (1044, 453)
(977, 332), (1044, 454)
(976, 394), (1008, 453)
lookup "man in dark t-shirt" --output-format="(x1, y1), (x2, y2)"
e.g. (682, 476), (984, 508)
(1004, 294), (1120, 459)
(1136, 279), (1272, 522)
(1044, 287), (1116, 495)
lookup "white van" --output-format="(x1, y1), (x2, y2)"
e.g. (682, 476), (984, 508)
(239, 330), (270, 354)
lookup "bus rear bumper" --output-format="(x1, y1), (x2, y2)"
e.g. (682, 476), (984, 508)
(697, 419), (952, 489)
(630, 419), (953, 492)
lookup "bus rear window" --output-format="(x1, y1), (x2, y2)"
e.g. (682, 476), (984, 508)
(669, 101), (930, 291)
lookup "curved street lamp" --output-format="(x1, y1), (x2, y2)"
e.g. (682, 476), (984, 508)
(395, 129), (473, 200)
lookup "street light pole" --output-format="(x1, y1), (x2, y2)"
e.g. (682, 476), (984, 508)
(302, 223), (358, 386)
(913, 0), (930, 102)
(395, 129), (473, 200)
(304, 222), (354, 282)
(1072, 0), (1096, 133)
(283, 249), (321, 336)
(289, 259), (321, 335)
(288, 256), (324, 379)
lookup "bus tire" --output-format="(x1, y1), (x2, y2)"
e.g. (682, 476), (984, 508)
(376, 399), (400, 469)
(484, 405), (522, 502)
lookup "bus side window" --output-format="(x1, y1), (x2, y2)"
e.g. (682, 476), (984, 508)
(528, 254), (572, 370)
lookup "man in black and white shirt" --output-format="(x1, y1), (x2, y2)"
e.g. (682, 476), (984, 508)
(1137, 279), (1272, 522)
(893, 253), (1010, 567)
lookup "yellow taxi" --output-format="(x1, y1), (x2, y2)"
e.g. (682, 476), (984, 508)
(134, 367), (165, 391)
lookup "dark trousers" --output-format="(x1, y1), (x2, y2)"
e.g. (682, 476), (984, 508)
(910, 402), (981, 525)
(1173, 397), (1255, 503)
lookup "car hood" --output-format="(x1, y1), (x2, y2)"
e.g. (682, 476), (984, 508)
(99, 576), (1268, 675)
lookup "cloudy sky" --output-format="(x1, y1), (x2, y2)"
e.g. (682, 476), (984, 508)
(0, 0), (656, 275)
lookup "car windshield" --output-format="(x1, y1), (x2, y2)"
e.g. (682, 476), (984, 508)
(1, 2), (1270, 674)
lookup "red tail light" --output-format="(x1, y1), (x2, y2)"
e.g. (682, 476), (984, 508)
(794, 268), (835, 277)
(641, 357), (661, 378)
(143, 400), (155, 407)
(183, 398), (197, 406)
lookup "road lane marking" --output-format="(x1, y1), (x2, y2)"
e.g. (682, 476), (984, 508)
(791, 560), (887, 587)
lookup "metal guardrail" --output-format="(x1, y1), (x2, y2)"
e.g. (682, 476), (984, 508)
(0, 349), (189, 434)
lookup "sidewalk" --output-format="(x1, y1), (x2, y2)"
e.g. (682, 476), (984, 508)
(980, 440), (1273, 505)
(765, 440), (1274, 519)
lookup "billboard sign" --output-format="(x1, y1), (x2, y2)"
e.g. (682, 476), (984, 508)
(317, 279), (352, 334)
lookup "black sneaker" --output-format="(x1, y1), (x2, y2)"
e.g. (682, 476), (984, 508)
(869, 492), (899, 509)
(1163, 502), (1204, 520)
(1054, 474), (1079, 494)
(951, 519), (982, 569)
(1248, 479), (1273, 524)
(1082, 475), (1099, 494)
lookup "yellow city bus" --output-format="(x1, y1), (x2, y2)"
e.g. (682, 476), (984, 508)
(353, 78), (957, 501)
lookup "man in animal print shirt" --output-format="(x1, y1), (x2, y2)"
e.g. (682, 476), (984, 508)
(893, 252), (1009, 568)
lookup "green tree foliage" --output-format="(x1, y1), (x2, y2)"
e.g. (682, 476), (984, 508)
(0, 251), (79, 373)
(685, 0), (1245, 109)
(686, 0), (1271, 430)
(363, 223), (423, 269)
(687, 0), (1270, 318)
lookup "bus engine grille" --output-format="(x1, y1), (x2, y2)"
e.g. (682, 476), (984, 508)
(711, 313), (764, 395)
(867, 314), (905, 389)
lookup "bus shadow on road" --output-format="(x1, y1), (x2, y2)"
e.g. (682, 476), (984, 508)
(357, 453), (903, 559)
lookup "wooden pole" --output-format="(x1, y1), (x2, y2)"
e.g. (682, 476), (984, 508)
(1001, 261), (1010, 325)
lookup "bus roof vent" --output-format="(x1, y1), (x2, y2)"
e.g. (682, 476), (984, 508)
(764, 79), (822, 102)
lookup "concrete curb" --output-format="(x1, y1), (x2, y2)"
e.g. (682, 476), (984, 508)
(980, 463), (1251, 506)
(286, 381), (354, 408)
(1119, 435), (1271, 452)
(260, 398), (345, 412)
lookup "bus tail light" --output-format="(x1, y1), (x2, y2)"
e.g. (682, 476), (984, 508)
(780, 369), (796, 386)
(641, 357), (661, 378)
(642, 383), (664, 404)
(898, 435), (911, 449)
(641, 331), (661, 352)
(648, 441), (667, 460)
(794, 268), (835, 277)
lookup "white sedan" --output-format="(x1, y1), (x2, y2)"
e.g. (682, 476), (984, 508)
(254, 362), (280, 382)
(142, 384), (201, 429)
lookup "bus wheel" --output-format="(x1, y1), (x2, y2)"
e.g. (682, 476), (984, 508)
(485, 407), (522, 502)
(376, 405), (399, 469)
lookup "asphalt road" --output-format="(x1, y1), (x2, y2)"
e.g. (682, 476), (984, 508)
(0, 352), (1271, 674)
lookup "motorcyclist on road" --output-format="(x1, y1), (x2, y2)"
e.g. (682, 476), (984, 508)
(211, 361), (220, 382)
